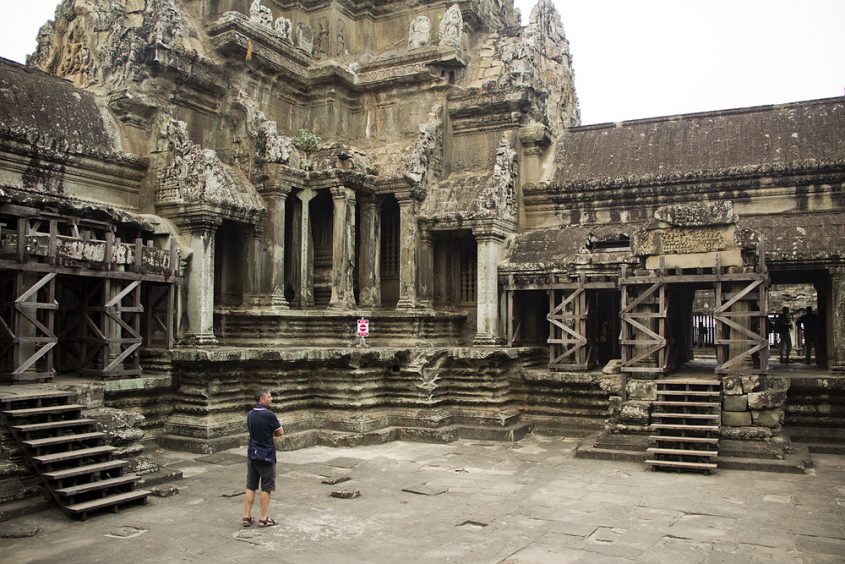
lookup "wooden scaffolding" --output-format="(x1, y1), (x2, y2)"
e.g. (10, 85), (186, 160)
(0, 207), (180, 383)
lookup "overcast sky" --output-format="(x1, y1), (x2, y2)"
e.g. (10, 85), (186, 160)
(1, 1), (842, 124)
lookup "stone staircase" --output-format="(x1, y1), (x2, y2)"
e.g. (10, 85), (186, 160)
(785, 375), (845, 455)
(645, 378), (721, 473)
(0, 390), (149, 520)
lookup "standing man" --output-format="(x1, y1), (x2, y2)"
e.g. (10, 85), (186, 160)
(774, 307), (792, 364)
(797, 306), (820, 365)
(243, 387), (283, 528)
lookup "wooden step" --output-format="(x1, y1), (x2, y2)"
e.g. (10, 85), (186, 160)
(645, 459), (717, 470)
(65, 489), (150, 516)
(652, 423), (720, 432)
(12, 419), (96, 433)
(657, 378), (720, 386)
(652, 412), (721, 420)
(0, 391), (74, 409)
(656, 390), (721, 397)
(55, 475), (140, 497)
(43, 460), (128, 480)
(2, 404), (84, 417)
(23, 432), (106, 448)
(647, 447), (719, 457)
(649, 435), (719, 444)
(652, 401), (720, 408)
(33, 446), (116, 465)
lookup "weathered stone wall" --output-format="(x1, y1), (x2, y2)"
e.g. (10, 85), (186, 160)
(155, 346), (609, 452)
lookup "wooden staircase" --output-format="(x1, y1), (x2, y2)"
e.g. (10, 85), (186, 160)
(0, 390), (149, 520)
(646, 378), (721, 473)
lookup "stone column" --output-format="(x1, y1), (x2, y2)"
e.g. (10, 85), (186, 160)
(244, 226), (267, 307)
(266, 188), (291, 309)
(181, 219), (220, 345)
(329, 186), (357, 309)
(417, 223), (434, 308)
(296, 189), (317, 308)
(473, 231), (505, 344)
(357, 193), (381, 308)
(830, 267), (845, 371)
(396, 194), (418, 309)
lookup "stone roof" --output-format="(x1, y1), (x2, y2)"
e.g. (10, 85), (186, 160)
(552, 97), (845, 189)
(0, 57), (119, 156)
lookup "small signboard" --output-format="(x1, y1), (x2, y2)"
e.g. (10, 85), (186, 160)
(356, 318), (370, 337)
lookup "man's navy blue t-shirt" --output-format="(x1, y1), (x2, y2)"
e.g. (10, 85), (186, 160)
(248, 406), (281, 454)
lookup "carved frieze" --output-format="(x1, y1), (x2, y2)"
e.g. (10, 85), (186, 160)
(439, 5), (463, 49)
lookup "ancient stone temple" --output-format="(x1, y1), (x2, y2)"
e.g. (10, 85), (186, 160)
(0, 0), (843, 507)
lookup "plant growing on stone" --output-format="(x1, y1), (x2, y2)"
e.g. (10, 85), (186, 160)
(292, 129), (320, 153)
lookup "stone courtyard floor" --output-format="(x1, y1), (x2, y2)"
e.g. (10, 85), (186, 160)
(1, 435), (844, 563)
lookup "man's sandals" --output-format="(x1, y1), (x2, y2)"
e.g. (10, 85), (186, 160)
(242, 516), (277, 527)
(259, 518), (277, 527)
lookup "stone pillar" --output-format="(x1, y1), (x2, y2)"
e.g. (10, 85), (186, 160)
(830, 267), (845, 371)
(434, 240), (449, 306)
(418, 224), (434, 308)
(181, 219), (220, 344)
(266, 188), (290, 309)
(244, 226), (266, 307)
(296, 189), (317, 308)
(396, 194), (418, 309)
(329, 186), (357, 309)
(358, 193), (381, 308)
(473, 231), (505, 344)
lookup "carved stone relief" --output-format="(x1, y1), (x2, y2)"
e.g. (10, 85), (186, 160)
(297, 22), (314, 55)
(249, 0), (273, 28)
(408, 16), (431, 49)
(439, 5), (463, 49)
(336, 19), (346, 55)
(314, 17), (329, 58)
(274, 17), (293, 43)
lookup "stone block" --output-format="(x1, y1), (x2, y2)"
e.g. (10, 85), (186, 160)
(607, 396), (622, 417)
(748, 390), (787, 410)
(600, 373), (623, 394)
(722, 375), (742, 395)
(752, 409), (784, 428)
(721, 411), (752, 427)
(626, 380), (656, 401)
(602, 359), (622, 375)
(720, 425), (773, 440)
(741, 375), (760, 394)
(619, 402), (649, 425)
(722, 394), (748, 412)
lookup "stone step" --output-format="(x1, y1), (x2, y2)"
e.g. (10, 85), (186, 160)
(2, 404), (85, 418)
(65, 489), (149, 518)
(43, 460), (128, 480)
(33, 445), (116, 466)
(646, 447), (718, 457)
(645, 459), (717, 471)
(23, 432), (107, 449)
(55, 475), (140, 497)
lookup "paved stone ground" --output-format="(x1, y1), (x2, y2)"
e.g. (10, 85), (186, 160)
(2, 435), (844, 563)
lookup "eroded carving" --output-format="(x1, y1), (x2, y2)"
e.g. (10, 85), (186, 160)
(249, 0), (273, 28)
(439, 5), (463, 49)
(409, 16), (431, 49)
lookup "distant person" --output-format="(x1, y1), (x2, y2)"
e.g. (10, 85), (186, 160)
(797, 306), (819, 365)
(774, 307), (792, 364)
(243, 387), (284, 528)
(697, 321), (706, 348)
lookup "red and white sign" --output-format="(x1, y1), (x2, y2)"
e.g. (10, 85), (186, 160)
(356, 318), (370, 337)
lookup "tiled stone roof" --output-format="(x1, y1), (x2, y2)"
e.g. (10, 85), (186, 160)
(552, 97), (845, 189)
(0, 57), (119, 156)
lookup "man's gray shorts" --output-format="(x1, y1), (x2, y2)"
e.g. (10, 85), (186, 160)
(246, 459), (276, 492)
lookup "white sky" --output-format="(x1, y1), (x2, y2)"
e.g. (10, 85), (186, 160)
(1, 1), (842, 124)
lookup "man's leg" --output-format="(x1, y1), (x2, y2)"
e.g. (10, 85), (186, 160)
(244, 489), (256, 520)
(259, 491), (271, 521)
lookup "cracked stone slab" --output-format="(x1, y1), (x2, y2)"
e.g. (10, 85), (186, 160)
(0, 526), (40, 538)
(321, 475), (350, 485)
(330, 489), (360, 499)
(150, 486), (179, 497)
(234, 530), (263, 545)
(104, 525), (147, 539)
(195, 452), (247, 466)
(402, 484), (447, 496)
(324, 457), (364, 469)
(221, 490), (245, 498)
